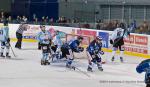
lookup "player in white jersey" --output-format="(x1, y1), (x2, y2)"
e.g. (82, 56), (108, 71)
(110, 23), (130, 62)
(51, 30), (63, 60)
(0, 20), (11, 58)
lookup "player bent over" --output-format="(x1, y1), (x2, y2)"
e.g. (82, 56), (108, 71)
(51, 30), (63, 61)
(86, 36), (104, 72)
(37, 25), (52, 65)
(136, 59), (150, 87)
(0, 20), (11, 58)
(61, 36), (84, 69)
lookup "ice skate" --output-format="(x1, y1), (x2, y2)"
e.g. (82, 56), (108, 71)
(111, 56), (115, 62)
(45, 60), (50, 65)
(6, 53), (11, 58)
(0, 53), (5, 58)
(120, 57), (124, 63)
(98, 67), (103, 71)
(87, 66), (93, 72)
(41, 60), (45, 65)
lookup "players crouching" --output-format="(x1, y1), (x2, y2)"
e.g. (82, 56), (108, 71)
(37, 25), (52, 65)
(86, 36), (104, 72)
(51, 30), (63, 61)
(0, 20), (11, 58)
(61, 36), (84, 69)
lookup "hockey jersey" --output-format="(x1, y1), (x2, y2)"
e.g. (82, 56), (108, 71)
(0, 26), (9, 42)
(69, 39), (80, 50)
(87, 40), (102, 54)
(52, 35), (63, 48)
(136, 59), (150, 84)
(111, 28), (129, 40)
(37, 30), (52, 44)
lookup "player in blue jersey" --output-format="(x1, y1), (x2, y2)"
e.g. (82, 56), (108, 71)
(0, 20), (11, 58)
(136, 59), (150, 87)
(37, 25), (52, 65)
(61, 36), (84, 68)
(86, 36), (104, 72)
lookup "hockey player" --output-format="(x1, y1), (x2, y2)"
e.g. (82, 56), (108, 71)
(37, 25), (52, 65)
(136, 59), (150, 87)
(110, 23), (130, 62)
(61, 36), (84, 68)
(0, 20), (11, 58)
(86, 36), (104, 72)
(51, 30), (63, 60)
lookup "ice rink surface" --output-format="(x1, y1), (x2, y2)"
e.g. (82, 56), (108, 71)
(0, 42), (146, 87)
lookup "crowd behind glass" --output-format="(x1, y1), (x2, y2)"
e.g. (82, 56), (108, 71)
(0, 11), (150, 35)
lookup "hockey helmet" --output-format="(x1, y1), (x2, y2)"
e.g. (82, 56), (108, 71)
(77, 36), (83, 40)
(96, 36), (102, 41)
(119, 23), (126, 29)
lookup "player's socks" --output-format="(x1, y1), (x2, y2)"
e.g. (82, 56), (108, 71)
(6, 53), (11, 58)
(0, 53), (5, 57)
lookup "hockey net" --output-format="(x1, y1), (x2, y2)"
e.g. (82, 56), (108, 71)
(65, 34), (95, 47)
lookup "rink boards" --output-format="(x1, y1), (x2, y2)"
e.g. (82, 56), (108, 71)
(2, 23), (150, 58)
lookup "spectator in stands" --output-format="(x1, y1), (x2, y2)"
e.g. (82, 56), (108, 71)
(33, 17), (38, 24)
(16, 16), (21, 23)
(106, 21), (114, 31)
(22, 16), (28, 23)
(44, 16), (49, 25)
(96, 23), (101, 30)
(96, 20), (102, 30)
(143, 21), (149, 33)
(0, 11), (4, 18)
(83, 22), (90, 28)
(135, 26), (145, 34)
(49, 18), (54, 25)
(0, 11), (5, 22)
(8, 16), (12, 23)
(41, 16), (46, 25)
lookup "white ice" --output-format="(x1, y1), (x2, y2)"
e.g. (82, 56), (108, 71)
(0, 42), (146, 87)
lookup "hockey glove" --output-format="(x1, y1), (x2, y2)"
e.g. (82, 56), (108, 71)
(99, 51), (104, 55)
(7, 38), (10, 43)
(110, 39), (113, 44)
(94, 50), (99, 54)
(91, 55), (96, 59)
(78, 47), (84, 52)
(127, 31), (130, 36)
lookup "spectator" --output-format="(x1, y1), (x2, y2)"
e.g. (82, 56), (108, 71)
(34, 18), (38, 24)
(96, 23), (101, 30)
(16, 16), (21, 23)
(41, 16), (45, 25)
(49, 18), (54, 25)
(8, 16), (12, 23)
(135, 26), (145, 34)
(22, 16), (28, 23)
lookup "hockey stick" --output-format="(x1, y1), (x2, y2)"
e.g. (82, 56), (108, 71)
(71, 52), (91, 78)
(21, 48), (38, 50)
(73, 66), (91, 77)
(9, 43), (17, 57)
